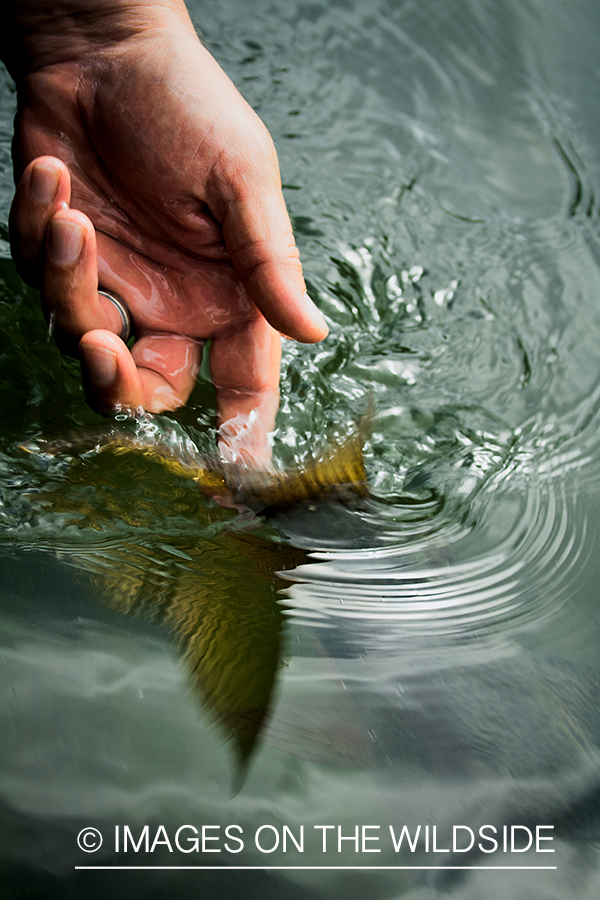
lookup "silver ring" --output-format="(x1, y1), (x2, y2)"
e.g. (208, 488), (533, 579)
(98, 289), (132, 343)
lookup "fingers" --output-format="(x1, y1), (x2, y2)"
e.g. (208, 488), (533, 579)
(43, 208), (126, 352)
(215, 137), (329, 344)
(80, 331), (201, 414)
(9, 156), (71, 285)
(10, 156), (125, 351)
(12, 156), (201, 414)
(210, 316), (281, 466)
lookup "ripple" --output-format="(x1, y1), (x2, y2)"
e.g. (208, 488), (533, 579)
(280, 474), (591, 642)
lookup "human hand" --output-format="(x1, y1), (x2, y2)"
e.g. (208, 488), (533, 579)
(5, 0), (328, 465)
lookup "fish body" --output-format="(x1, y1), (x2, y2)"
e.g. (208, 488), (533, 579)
(21, 425), (368, 513)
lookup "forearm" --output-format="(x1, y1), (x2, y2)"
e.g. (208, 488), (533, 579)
(0, 0), (195, 83)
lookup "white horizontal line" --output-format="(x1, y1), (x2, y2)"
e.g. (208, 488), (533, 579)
(75, 866), (557, 871)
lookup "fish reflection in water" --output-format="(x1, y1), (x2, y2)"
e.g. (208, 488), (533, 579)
(61, 532), (306, 775)
(19, 418), (370, 774)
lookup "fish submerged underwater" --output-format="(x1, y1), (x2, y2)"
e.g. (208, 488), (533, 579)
(20, 416), (369, 514)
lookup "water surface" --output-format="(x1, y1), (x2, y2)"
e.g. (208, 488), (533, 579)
(2, 1), (600, 897)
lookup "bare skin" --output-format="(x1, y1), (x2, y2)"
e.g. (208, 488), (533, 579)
(3, 0), (328, 465)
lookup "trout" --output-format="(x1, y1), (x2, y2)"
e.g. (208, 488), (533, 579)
(20, 423), (369, 513)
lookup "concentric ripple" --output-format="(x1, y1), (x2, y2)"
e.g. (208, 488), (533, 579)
(280, 471), (591, 641)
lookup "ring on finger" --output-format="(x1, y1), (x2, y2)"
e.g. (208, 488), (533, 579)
(98, 289), (132, 343)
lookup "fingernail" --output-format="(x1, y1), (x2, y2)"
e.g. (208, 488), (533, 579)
(30, 163), (60, 204)
(304, 291), (328, 332)
(48, 219), (85, 265)
(82, 345), (117, 387)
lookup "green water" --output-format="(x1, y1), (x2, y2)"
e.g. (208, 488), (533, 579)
(2, 1), (600, 897)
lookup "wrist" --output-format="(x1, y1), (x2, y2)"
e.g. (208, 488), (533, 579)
(1, 0), (194, 83)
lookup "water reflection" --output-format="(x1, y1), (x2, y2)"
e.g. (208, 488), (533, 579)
(69, 533), (305, 773)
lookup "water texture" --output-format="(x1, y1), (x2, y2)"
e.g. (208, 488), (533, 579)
(1, 1), (600, 898)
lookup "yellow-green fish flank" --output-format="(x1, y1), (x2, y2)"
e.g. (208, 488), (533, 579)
(20, 426), (368, 512)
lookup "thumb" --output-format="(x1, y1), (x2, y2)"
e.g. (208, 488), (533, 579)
(222, 188), (328, 343)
